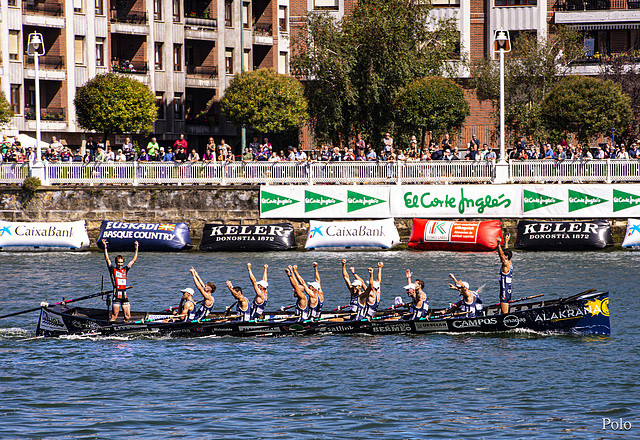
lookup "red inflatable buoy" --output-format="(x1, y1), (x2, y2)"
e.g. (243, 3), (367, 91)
(408, 219), (503, 251)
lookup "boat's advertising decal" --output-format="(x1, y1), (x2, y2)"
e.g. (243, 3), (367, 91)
(39, 310), (67, 332)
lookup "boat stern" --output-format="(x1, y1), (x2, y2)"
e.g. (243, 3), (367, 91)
(36, 306), (70, 337)
(574, 291), (611, 335)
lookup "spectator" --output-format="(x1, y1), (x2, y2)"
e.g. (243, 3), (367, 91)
(50, 136), (63, 152)
(629, 144), (638, 158)
(268, 151), (280, 162)
(174, 147), (187, 163)
(618, 146), (629, 160)
(485, 147), (497, 161)
(188, 149), (200, 162)
(249, 136), (261, 156)
(241, 147), (254, 162)
(163, 147), (175, 162)
(218, 139), (230, 161)
(366, 146), (377, 161)
(309, 148), (318, 161)
(94, 147), (105, 162)
(115, 149), (126, 162)
(556, 145), (567, 160)
(146, 137), (160, 161)
(60, 146), (72, 163)
(452, 146), (461, 160)
(26, 147), (36, 165)
(320, 145), (331, 162)
(331, 147), (342, 161)
(0, 135), (12, 156)
(594, 146), (605, 159)
(83, 150), (92, 163)
(138, 149), (150, 162)
(122, 137), (135, 161)
(86, 135), (98, 156)
(431, 145), (444, 161)
(441, 133), (452, 151)
(286, 146), (295, 161)
(256, 145), (270, 161)
(203, 146), (216, 162)
(517, 136), (527, 152)
(468, 134), (480, 150)
(382, 132), (393, 156)
(579, 147), (593, 160)
(73, 149), (83, 162)
(295, 147), (307, 162)
(396, 149), (406, 161)
(174, 133), (188, 151)
(410, 135), (419, 152)
(262, 137), (272, 152)
(465, 144), (477, 161)
(104, 146), (115, 162)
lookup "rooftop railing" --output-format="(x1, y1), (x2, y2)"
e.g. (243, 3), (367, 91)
(2, 159), (640, 186)
(553, 0), (640, 10)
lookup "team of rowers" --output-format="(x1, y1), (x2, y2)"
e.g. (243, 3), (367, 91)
(167, 259), (488, 324)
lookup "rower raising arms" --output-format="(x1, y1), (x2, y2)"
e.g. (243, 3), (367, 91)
(497, 233), (513, 314)
(445, 273), (483, 318)
(285, 265), (309, 321)
(169, 287), (196, 322)
(402, 269), (429, 320)
(102, 239), (138, 322)
(190, 267), (216, 320)
(226, 280), (250, 322)
(354, 263), (383, 320)
(247, 263), (268, 320)
(342, 259), (364, 312)
(292, 263), (323, 320)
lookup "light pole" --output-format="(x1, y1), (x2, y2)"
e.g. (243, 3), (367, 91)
(240, 1), (246, 154)
(494, 30), (511, 183)
(27, 32), (47, 183)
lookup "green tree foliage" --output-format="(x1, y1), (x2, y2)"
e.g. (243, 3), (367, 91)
(221, 68), (308, 133)
(0, 91), (14, 126)
(541, 76), (632, 144)
(394, 77), (469, 146)
(471, 26), (584, 143)
(74, 73), (156, 137)
(599, 55), (640, 140)
(292, 0), (460, 147)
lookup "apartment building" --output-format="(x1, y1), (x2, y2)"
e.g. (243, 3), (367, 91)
(0, 0), (291, 150)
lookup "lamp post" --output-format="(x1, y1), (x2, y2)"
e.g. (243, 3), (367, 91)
(27, 32), (47, 183)
(494, 29), (511, 183)
(240, 1), (246, 155)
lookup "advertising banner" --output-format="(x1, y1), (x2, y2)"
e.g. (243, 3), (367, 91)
(200, 223), (296, 251)
(514, 220), (613, 250)
(622, 218), (640, 249)
(305, 218), (400, 249)
(0, 220), (90, 251)
(260, 186), (391, 218)
(408, 219), (503, 251)
(97, 221), (192, 251)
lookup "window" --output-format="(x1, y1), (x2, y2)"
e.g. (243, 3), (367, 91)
(95, 0), (103, 15)
(173, 0), (180, 22)
(174, 93), (183, 119)
(96, 38), (105, 66)
(186, 45), (194, 66)
(9, 31), (19, 61)
(495, 0), (537, 5)
(156, 92), (165, 119)
(8, 0), (17, 6)
(243, 3), (249, 29)
(225, 1), (232, 27)
(278, 6), (287, 32)
(509, 30), (537, 52)
(313, 0), (338, 11)
(75, 36), (85, 65)
(10, 85), (20, 114)
(431, 0), (460, 5)
(74, 0), (83, 13)
(243, 49), (250, 71)
(278, 51), (288, 74)
(154, 0), (162, 20)
(174, 44), (182, 71)
(225, 48), (233, 74)
(155, 43), (163, 69)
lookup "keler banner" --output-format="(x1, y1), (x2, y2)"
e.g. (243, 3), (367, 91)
(200, 223), (296, 251)
(514, 220), (613, 250)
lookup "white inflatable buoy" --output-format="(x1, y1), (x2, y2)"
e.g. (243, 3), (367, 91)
(622, 218), (640, 249)
(0, 220), (90, 251)
(305, 218), (400, 250)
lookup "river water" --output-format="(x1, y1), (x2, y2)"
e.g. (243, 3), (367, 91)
(0, 250), (637, 439)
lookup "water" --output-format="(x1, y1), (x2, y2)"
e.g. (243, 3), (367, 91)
(0, 250), (637, 439)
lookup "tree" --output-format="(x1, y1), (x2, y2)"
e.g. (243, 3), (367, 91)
(394, 77), (469, 146)
(292, 0), (460, 147)
(221, 68), (308, 133)
(541, 76), (632, 144)
(471, 26), (584, 143)
(74, 73), (156, 138)
(0, 92), (14, 126)
(599, 54), (640, 140)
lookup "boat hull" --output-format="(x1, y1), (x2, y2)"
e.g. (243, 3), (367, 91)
(36, 291), (610, 338)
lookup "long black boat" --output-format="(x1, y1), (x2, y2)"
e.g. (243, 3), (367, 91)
(36, 289), (610, 338)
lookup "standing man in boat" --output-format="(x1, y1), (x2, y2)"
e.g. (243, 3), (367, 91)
(496, 234), (513, 314)
(445, 273), (483, 318)
(102, 239), (138, 322)
(402, 269), (429, 320)
(225, 281), (251, 321)
(190, 267), (216, 320)
(285, 265), (310, 321)
(341, 259), (367, 313)
(248, 263), (268, 320)
(291, 263), (324, 320)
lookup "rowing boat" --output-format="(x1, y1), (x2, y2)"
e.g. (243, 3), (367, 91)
(35, 290), (610, 338)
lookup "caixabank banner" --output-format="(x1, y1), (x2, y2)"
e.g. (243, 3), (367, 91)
(260, 185), (640, 219)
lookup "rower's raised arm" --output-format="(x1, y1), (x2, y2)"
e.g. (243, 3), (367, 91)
(292, 265), (306, 286)
(247, 263), (259, 290)
(376, 262), (383, 285)
(405, 268), (413, 284)
(341, 259), (351, 287)
(102, 239), (111, 266)
(128, 241), (139, 268)
(262, 264), (268, 283)
(313, 262), (320, 284)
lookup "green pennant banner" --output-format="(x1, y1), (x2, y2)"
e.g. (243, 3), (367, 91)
(568, 189), (607, 212)
(523, 189), (563, 212)
(347, 190), (386, 213)
(260, 191), (299, 213)
(305, 190), (343, 212)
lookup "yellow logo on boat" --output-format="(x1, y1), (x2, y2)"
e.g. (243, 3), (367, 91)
(585, 297), (609, 317)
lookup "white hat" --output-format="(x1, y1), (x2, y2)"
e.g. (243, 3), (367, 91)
(460, 281), (469, 289)
(404, 283), (416, 290)
(181, 287), (195, 295)
(372, 281), (380, 289)
(309, 281), (321, 290)
(351, 280), (363, 287)
(256, 280), (269, 288)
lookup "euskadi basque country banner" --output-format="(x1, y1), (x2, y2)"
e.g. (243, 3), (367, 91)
(260, 185), (640, 218)
(97, 221), (192, 251)
(0, 220), (90, 251)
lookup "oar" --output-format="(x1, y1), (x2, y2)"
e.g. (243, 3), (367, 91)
(559, 288), (597, 303)
(493, 293), (544, 306)
(0, 291), (108, 320)
(331, 304), (351, 312)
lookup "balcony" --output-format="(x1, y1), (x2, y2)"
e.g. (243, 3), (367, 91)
(186, 65), (218, 77)
(111, 9), (148, 24)
(554, 0), (640, 10)
(25, 106), (66, 121)
(112, 59), (149, 74)
(24, 54), (64, 69)
(253, 24), (273, 45)
(554, 0), (640, 24)
(185, 16), (218, 40)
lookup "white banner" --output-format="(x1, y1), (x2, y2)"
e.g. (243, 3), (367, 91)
(305, 218), (400, 249)
(0, 220), (90, 251)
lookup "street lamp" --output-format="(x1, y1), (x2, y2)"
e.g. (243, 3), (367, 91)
(27, 32), (46, 182)
(493, 29), (511, 183)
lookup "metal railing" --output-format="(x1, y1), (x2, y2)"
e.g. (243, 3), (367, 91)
(24, 55), (65, 69)
(110, 10), (148, 24)
(553, 0), (639, 10)
(23, 1), (63, 16)
(186, 65), (218, 77)
(3, 160), (640, 186)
